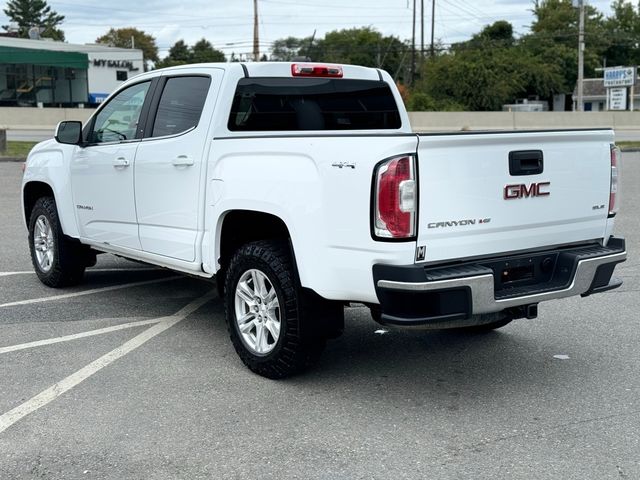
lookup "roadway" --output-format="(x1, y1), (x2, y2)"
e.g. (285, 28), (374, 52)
(0, 156), (638, 479)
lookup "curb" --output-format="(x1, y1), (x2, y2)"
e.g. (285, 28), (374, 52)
(0, 157), (25, 162)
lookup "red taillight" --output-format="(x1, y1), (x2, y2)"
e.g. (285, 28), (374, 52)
(374, 155), (416, 239)
(291, 63), (343, 78)
(609, 144), (621, 215)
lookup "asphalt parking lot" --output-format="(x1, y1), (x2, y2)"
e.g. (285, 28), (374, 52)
(1, 155), (639, 480)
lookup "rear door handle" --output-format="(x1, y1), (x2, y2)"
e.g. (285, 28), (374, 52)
(172, 155), (194, 167)
(113, 157), (130, 168)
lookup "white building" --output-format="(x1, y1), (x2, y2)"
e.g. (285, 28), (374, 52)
(573, 77), (640, 111)
(0, 36), (144, 107)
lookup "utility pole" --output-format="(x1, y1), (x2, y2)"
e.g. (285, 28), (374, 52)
(420, 0), (424, 59)
(430, 0), (436, 57)
(576, 0), (585, 111)
(253, 0), (260, 62)
(411, 0), (416, 84)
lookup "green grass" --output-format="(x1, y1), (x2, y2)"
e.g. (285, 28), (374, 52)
(617, 141), (640, 150)
(1, 141), (38, 158)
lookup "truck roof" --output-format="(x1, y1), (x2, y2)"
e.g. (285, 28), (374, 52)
(151, 61), (384, 81)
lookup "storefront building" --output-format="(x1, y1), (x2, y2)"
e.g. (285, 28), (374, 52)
(0, 37), (144, 107)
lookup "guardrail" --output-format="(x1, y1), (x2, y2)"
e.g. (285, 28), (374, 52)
(0, 107), (94, 130)
(1, 107), (639, 131)
(408, 111), (640, 132)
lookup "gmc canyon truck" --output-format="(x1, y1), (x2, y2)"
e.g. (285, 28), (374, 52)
(22, 62), (627, 378)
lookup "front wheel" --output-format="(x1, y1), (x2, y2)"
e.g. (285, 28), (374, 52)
(224, 240), (326, 379)
(28, 196), (87, 287)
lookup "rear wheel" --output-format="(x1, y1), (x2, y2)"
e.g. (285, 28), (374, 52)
(224, 240), (327, 379)
(28, 196), (87, 287)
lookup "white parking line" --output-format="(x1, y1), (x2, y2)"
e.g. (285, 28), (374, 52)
(0, 276), (180, 309)
(0, 272), (33, 277)
(0, 318), (166, 354)
(0, 293), (212, 434)
(0, 268), (161, 277)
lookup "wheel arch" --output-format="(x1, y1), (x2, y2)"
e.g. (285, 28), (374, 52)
(22, 178), (80, 239)
(217, 209), (295, 273)
(23, 181), (55, 227)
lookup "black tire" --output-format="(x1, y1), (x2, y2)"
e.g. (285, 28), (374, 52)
(224, 240), (326, 379)
(215, 269), (226, 299)
(28, 196), (87, 287)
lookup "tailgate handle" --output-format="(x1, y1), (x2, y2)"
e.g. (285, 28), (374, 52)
(509, 150), (543, 176)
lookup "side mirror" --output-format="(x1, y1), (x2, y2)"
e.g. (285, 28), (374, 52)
(55, 121), (83, 145)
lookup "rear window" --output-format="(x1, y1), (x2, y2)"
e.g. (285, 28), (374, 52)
(228, 78), (401, 131)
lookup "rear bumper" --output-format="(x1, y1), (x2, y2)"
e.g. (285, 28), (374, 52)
(373, 237), (626, 327)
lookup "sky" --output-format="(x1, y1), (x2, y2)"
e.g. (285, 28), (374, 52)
(1, 0), (616, 59)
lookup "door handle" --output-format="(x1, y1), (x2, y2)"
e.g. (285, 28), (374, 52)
(113, 157), (130, 168)
(509, 150), (543, 176)
(172, 155), (194, 167)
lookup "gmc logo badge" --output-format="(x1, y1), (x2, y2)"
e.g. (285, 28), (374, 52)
(504, 182), (550, 200)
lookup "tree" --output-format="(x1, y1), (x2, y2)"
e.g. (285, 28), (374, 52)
(2, 0), (64, 40)
(269, 28), (410, 82)
(414, 21), (566, 111)
(158, 39), (190, 67)
(191, 39), (226, 63)
(603, 0), (640, 67)
(156, 39), (226, 68)
(480, 20), (515, 44)
(317, 28), (408, 78)
(96, 28), (159, 71)
(455, 20), (515, 51)
(527, 0), (607, 81)
(270, 36), (314, 61)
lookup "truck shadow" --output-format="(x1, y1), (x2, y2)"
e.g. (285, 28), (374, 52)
(288, 307), (589, 408)
(35, 268), (588, 409)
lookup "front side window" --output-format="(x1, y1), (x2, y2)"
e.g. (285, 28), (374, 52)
(90, 81), (150, 144)
(151, 76), (211, 137)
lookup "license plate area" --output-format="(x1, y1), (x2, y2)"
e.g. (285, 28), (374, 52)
(481, 252), (560, 293)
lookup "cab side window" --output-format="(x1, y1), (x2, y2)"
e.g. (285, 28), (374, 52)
(151, 76), (211, 137)
(90, 81), (150, 144)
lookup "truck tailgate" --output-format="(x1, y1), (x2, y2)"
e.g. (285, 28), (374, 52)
(416, 130), (614, 264)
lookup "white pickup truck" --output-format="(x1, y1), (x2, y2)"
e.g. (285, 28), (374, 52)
(22, 62), (626, 378)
